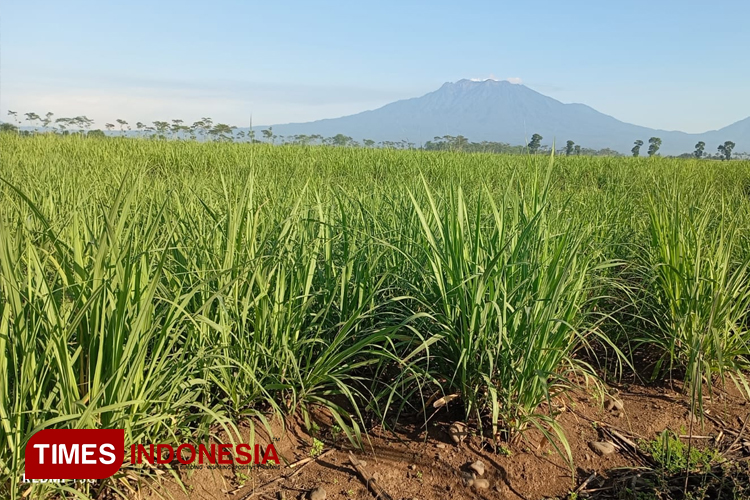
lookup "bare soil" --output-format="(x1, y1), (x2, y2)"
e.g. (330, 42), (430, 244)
(135, 381), (750, 500)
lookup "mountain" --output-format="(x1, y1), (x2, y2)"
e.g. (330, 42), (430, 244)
(254, 79), (749, 155)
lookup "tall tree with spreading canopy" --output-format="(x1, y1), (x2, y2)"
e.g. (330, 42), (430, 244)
(209, 123), (236, 142)
(116, 119), (129, 136)
(24, 112), (41, 132)
(153, 121), (170, 139)
(55, 117), (72, 133)
(72, 116), (94, 131)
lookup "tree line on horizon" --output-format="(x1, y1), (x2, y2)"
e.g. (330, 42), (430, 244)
(1, 110), (745, 160)
(528, 133), (739, 160)
(628, 137), (737, 161)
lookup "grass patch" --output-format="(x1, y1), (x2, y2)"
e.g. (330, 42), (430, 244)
(2, 133), (750, 498)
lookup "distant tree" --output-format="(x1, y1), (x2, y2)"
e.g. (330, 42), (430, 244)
(188, 120), (204, 140)
(105, 123), (115, 132)
(596, 148), (621, 156)
(631, 140), (644, 157)
(171, 119), (184, 139)
(24, 112), (41, 132)
(7, 110), (20, 130)
(693, 141), (706, 158)
(135, 122), (146, 137)
(153, 121), (170, 139)
(261, 127), (274, 144)
(0, 122), (18, 134)
(53, 116), (92, 134)
(55, 117), (73, 133)
(209, 123), (236, 141)
(41, 112), (54, 132)
(565, 140), (575, 156)
(574, 145), (581, 156)
(201, 117), (213, 139)
(116, 119), (129, 135)
(363, 139), (375, 148)
(527, 133), (543, 154)
(454, 135), (469, 150)
(647, 137), (662, 157)
(88, 129), (106, 138)
(717, 141), (735, 161)
(329, 133), (354, 147)
(73, 116), (94, 131)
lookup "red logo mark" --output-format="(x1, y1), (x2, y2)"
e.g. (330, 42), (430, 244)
(25, 429), (125, 480)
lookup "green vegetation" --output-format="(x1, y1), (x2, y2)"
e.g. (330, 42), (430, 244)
(2, 133), (750, 498)
(635, 183), (750, 410)
(309, 438), (325, 458)
(619, 431), (747, 500)
(641, 430), (719, 475)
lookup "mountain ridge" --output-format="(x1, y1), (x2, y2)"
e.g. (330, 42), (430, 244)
(253, 79), (749, 155)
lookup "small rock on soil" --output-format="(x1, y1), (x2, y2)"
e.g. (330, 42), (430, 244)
(308, 487), (326, 500)
(469, 460), (485, 476)
(473, 478), (490, 490)
(588, 441), (617, 456)
(449, 422), (469, 443)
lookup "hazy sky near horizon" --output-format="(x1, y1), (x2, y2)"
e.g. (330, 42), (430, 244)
(2, 0), (749, 133)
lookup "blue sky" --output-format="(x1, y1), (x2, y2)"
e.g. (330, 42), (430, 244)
(2, 0), (748, 132)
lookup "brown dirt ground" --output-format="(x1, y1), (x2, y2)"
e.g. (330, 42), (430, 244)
(132, 380), (750, 500)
